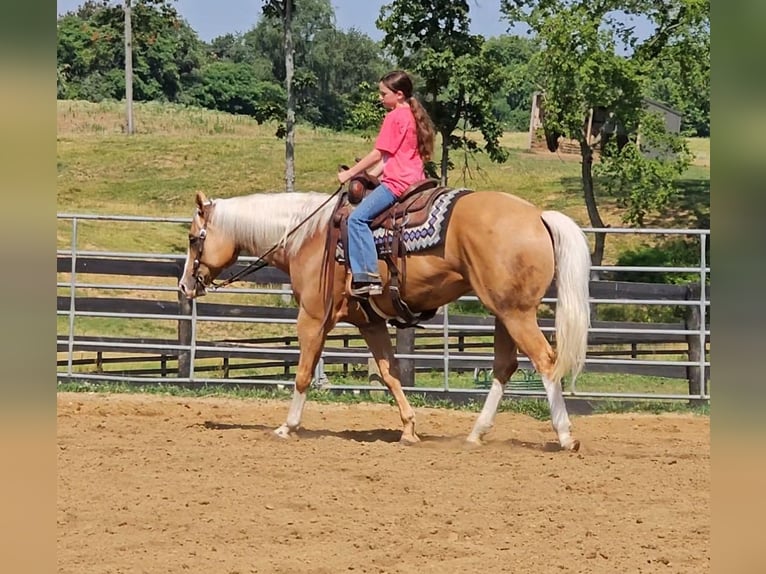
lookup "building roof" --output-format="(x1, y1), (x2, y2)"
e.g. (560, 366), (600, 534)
(642, 97), (682, 118)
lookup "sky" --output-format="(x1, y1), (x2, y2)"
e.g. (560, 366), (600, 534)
(56, 0), (516, 42)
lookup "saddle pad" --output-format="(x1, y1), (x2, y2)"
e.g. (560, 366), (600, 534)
(336, 187), (471, 261)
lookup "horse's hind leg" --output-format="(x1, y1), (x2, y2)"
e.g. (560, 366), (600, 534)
(467, 318), (518, 445)
(497, 310), (578, 451)
(274, 309), (329, 439)
(359, 322), (419, 444)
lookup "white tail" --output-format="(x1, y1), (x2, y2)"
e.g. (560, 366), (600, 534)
(541, 211), (591, 383)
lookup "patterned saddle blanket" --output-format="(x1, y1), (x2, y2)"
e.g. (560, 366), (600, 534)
(332, 183), (472, 260)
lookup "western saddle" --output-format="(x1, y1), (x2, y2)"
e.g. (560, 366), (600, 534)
(327, 170), (451, 328)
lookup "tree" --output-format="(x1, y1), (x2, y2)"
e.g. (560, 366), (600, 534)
(298, 27), (389, 129)
(246, 0), (386, 129)
(377, 0), (509, 185)
(207, 33), (264, 69)
(250, 0), (388, 188)
(501, 0), (708, 266)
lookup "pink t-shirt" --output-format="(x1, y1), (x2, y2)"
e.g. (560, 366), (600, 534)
(374, 106), (424, 197)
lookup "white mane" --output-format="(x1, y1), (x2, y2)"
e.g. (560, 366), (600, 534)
(209, 192), (335, 257)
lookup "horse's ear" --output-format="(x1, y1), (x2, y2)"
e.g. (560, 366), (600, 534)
(195, 191), (208, 211)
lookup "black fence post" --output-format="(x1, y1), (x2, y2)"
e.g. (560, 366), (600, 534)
(396, 327), (415, 388)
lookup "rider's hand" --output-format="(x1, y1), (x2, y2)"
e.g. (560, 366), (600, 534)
(338, 169), (352, 184)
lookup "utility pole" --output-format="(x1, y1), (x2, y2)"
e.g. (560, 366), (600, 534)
(284, 0), (295, 192)
(124, 0), (134, 135)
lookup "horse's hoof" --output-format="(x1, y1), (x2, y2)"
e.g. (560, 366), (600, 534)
(400, 434), (420, 445)
(465, 435), (483, 448)
(569, 439), (581, 452)
(273, 425), (291, 439)
(561, 438), (580, 452)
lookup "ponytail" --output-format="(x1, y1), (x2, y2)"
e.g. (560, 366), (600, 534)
(409, 96), (435, 162)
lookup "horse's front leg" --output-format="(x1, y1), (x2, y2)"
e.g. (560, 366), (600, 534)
(359, 322), (419, 444)
(274, 309), (329, 439)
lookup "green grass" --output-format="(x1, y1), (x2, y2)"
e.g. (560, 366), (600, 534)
(571, 372), (694, 395)
(685, 137), (710, 167)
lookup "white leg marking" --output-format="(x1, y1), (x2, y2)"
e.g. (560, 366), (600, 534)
(274, 389), (307, 439)
(467, 379), (505, 444)
(541, 375), (574, 449)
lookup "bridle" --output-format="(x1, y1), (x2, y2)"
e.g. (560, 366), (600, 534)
(188, 184), (345, 292)
(189, 225), (208, 292)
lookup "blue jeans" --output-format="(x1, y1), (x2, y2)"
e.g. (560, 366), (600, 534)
(347, 184), (396, 283)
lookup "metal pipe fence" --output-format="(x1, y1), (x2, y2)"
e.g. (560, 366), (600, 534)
(57, 214), (710, 402)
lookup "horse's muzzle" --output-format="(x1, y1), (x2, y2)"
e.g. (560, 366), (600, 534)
(178, 278), (207, 299)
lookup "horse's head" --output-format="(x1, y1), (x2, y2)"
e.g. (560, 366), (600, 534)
(178, 191), (240, 299)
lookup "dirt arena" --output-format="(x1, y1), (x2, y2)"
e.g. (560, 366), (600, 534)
(57, 392), (709, 573)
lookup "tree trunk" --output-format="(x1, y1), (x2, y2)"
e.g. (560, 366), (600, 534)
(580, 139), (607, 274)
(440, 132), (449, 185)
(283, 0), (295, 192)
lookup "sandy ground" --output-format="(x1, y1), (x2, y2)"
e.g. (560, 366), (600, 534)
(57, 392), (709, 574)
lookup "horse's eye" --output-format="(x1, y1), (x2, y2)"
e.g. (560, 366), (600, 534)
(188, 236), (198, 246)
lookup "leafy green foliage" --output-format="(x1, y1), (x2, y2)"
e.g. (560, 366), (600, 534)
(483, 35), (540, 130)
(449, 299), (490, 316)
(56, 0), (388, 131)
(344, 81), (386, 133)
(184, 61), (285, 122)
(610, 238), (708, 285)
(599, 233), (709, 322)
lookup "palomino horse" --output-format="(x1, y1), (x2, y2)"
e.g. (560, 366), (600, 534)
(179, 188), (591, 450)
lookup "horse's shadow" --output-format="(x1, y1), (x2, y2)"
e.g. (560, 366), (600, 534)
(198, 420), (408, 443)
(196, 421), (564, 451)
